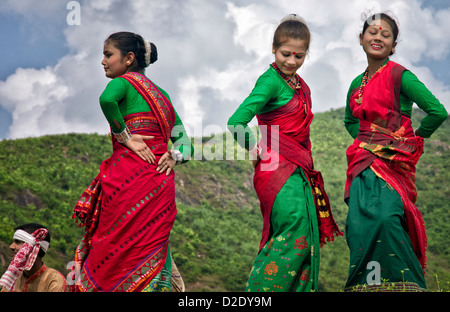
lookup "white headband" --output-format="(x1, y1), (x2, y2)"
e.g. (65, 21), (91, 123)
(144, 40), (151, 67)
(13, 229), (49, 252)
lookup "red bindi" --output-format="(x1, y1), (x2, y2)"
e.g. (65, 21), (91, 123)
(292, 52), (296, 55)
(379, 27), (382, 30)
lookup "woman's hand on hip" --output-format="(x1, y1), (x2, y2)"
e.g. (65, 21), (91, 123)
(157, 152), (176, 176)
(123, 134), (156, 164)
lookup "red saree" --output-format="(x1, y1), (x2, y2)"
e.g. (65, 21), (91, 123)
(254, 76), (342, 251)
(345, 61), (427, 269)
(69, 72), (177, 292)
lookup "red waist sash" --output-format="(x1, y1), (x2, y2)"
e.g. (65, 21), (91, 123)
(345, 118), (426, 269)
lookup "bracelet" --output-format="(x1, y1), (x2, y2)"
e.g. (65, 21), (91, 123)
(113, 126), (132, 143)
(171, 149), (183, 164)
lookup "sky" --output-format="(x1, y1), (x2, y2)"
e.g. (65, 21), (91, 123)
(0, 0), (449, 140)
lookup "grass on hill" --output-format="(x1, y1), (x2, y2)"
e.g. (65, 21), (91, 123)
(0, 107), (448, 291)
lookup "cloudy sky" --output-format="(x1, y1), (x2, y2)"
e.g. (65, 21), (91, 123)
(0, 0), (449, 140)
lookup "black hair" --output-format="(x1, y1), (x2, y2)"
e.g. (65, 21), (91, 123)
(362, 13), (399, 55)
(105, 31), (158, 71)
(15, 223), (50, 258)
(273, 17), (311, 52)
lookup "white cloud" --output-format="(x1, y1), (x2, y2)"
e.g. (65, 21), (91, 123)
(0, 67), (64, 138)
(0, 0), (448, 139)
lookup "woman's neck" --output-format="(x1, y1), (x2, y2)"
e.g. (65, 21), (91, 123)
(125, 68), (145, 75)
(367, 57), (388, 78)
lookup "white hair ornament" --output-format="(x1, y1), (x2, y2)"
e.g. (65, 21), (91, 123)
(281, 14), (307, 25)
(144, 40), (152, 67)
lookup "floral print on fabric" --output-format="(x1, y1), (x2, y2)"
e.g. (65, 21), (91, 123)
(246, 231), (315, 292)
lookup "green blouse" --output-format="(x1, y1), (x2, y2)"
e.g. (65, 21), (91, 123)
(227, 66), (295, 149)
(99, 77), (194, 161)
(344, 61), (448, 139)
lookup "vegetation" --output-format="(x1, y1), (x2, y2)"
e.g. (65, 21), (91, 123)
(0, 107), (448, 291)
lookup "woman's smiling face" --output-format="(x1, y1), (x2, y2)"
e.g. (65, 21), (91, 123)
(360, 18), (397, 60)
(274, 38), (308, 76)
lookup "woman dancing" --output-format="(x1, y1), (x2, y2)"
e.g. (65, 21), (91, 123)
(228, 15), (341, 292)
(69, 32), (193, 292)
(343, 13), (447, 291)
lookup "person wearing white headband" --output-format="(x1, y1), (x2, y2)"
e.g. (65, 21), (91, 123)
(0, 223), (67, 292)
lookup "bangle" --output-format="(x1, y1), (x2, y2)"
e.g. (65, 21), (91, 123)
(171, 149), (183, 164)
(113, 126), (132, 143)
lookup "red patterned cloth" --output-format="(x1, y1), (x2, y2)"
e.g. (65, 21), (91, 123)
(253, 75), (342, 251)
(0, 228), (48, 291)
(69, 73), (178, 292)
(121, 72), (175, 142)
(345, 61), (427, 269)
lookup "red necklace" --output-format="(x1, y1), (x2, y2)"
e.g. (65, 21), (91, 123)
(271, 62), (301, 92)
(355, 64), (387, 104)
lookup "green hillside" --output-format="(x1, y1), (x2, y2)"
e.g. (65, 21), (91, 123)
(0, 107), (448, 291)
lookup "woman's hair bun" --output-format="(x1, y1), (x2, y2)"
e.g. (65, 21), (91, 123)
(146, 41), (158, 66)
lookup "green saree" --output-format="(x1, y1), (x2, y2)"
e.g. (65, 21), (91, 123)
(246, 168), (320, 292)
(345, 168), (426, 291)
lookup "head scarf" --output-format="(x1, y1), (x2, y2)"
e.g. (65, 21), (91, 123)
(0, 228), (49, 291)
